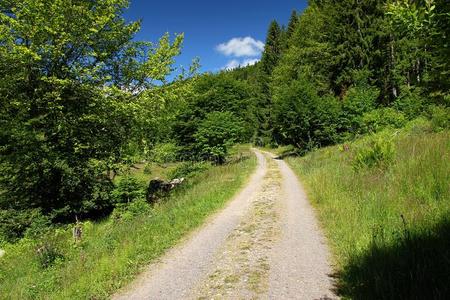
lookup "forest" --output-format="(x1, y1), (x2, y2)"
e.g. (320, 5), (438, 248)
(0, 0), (449, 299)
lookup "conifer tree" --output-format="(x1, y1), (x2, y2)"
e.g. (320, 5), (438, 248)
(284, 10), (298, 48)
(260, 20), (283, 78)
(254, 20), (283, 145)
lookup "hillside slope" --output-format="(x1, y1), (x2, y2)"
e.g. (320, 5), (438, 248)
(286, 120), (450, 299)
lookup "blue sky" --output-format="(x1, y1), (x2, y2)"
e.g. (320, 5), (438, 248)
(124, 0), (308, 74)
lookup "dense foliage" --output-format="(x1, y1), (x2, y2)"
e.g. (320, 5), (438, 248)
(194, 111), (244, 164)
(1, 0), (449, 242)
(233, 0), (449, 148)
(172, 72), (255, 159)
(179, 0), (449, 151)
(0, 0), (190, 237)
(0, 1), (449, 298)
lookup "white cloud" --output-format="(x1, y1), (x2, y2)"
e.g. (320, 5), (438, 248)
(216, 37), (264, 57)
(223, 58), (260, 70)
(224, 59), (240, 70)
(242, 58), (260, 66)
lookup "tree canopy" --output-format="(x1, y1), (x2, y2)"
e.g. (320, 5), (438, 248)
(0, 0), (186, 220)
(1, 0), (449, 240)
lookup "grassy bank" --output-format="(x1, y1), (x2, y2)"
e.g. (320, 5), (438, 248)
(0, 148), (257, 300)
(285, 121), (450, 299)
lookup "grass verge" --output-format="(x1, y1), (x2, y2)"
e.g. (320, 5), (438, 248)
(0, 148), (257, 300)
(285, 123), (450, 299)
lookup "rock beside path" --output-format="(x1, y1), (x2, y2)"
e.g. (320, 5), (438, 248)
(146, 178), (185, 202)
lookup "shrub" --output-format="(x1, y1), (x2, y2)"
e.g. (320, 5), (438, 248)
(167, 161), (210, 180)
(273, 77), (341, 150)
(194, 112), (244, 164)
(126, 198), (151, 215)
(340, 85), (379, 134)
(353, 133), (396, 170)
(110, 198), (152, 222)
(0, 157), (114, 222)
(393, 88), (425, 119)
(0, 209), (49, 243)
(360, 108), (407, 134)
(24, 213), (52, 240)
(112, 176), (146, 204)
(402, 117), (433, 135)
(148, 143), (180, 164)
(36, 241), (64, 269)
(429, 105), (450, 132)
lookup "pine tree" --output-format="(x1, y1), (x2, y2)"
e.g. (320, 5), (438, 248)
(307, 0), (389, 98)
(284, 10), (298, 48)
(260, 20), (282, 77)
(254, 21), (283, 145)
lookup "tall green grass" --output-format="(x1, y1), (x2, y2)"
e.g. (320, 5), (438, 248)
(286, 124), (450, 299)
(0, 150), (256, 299)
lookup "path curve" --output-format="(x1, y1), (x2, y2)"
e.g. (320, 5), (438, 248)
(114, 150), (335, 299)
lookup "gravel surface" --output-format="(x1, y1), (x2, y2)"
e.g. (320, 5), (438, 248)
(113, 150), (267, 300)
(114, 150), (336, 300)
(267, 152), (335, 299)
(189, 157), (282, 299)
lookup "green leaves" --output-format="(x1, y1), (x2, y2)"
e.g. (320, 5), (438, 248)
(272, 76), (340, 150)
(352, 132), (396, 171)
(260, 21), (282, 77)
(387, 0), (435, 35)
(0, 0), (186, 224)
(193, 112), (244, 164)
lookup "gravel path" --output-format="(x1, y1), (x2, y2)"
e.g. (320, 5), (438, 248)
(114, 150), (267, 300)
(267, 152), (335, 299)
(114, 150), (336, 300)
(189, 156), (282, 299)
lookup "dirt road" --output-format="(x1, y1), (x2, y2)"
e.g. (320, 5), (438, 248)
(114, 150), (335, 299)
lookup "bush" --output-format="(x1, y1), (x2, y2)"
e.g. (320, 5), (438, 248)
(110, 198), (152, 222)
(36, 240), (64, 269)
(429, 105), (450, 132)
(194, 112), (244, 164)
(0, 209), (50, 243)
(0, 157), (114, 222)
(393, 88), (425, 119)
(148, 143), (179, 164)
(273, 77), (341, 150)
(353, 133), (396, 170)
(24, 214), (52, 240)
(167, 161), (210, 180)
(340, 85), (379, 133)
(402, 117), (433, 135)
(360, 108), (407, 134)
(112, 176), (146, 204)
